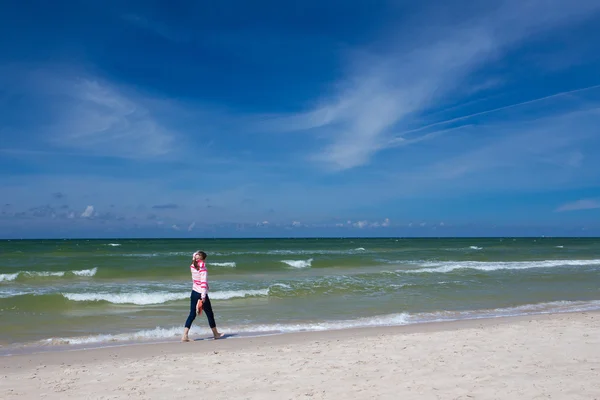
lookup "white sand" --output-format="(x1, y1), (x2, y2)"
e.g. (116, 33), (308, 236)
(2, 312), (600, 399)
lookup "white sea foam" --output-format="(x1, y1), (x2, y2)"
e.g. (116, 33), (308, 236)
(271, 283), (292, 289)
(210, 289), (269, 300)
(412, 300), (600, 322)
(355, 247), (366, 251)
(232, 313), (412, 333)
(209, 262), (237, 268)
(389, 283), (414, 289)
(41, 313), (411, 345)
(44, 326), (192, 345)
(62, 288), (269, 305)
(0, 289), (30, 299)
(0, 273), (19, 282)
(281, 259), (313, 268)
(107, 243), (121, 247)
(469, 246), (483, 250)
(39, 299), (600, 346)
(0, 268), (98, 281)
(401, 259), (600, 273)
(2, 271), (65, 280)
(72, 267), (98, 277)
(62, 292), (186, 305)
(25, 271), (66, 277)
(556, 246), (564, 248)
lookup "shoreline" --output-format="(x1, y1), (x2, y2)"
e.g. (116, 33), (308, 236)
(3, 299), (600, 358)
(2, 311), (599, 399)
(2, 310), (597, 364)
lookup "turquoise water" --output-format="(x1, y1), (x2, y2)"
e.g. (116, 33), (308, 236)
(1, 238), (599, 353)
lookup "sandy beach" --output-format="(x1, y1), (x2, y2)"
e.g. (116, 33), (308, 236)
(2, 312), (599, 399)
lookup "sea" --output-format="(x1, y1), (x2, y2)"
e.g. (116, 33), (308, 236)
(1, 237), (599, 355)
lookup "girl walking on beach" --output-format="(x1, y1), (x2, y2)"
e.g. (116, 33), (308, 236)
(182, 250), (223, 342)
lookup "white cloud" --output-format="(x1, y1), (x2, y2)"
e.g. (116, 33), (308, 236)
(51, 78), (175, 159)
(366, 218), (390, 228)
(81, 205), (94, 218)
(262, 0), (600, 171)
(291, 221), (302, 227)
(556, 199), (600, 212)
(353, 220), (368, 229)
(424, 107), (600, 182)
(172, 224), (180, 230)
(188, 221), (196, 231)
(2, 69), (177, 160)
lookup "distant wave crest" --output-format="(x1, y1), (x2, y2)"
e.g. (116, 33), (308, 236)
(0, 268), (97, 282)
(209, 262), (237, 268)
(61, 288), (269, 305)
(0, 273), (20, 282)
(400, 259), (600, 274)
(281, 259), (313, 268)
(62, 292), (186, 305)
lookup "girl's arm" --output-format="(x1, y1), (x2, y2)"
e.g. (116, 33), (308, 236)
(199, 270), (208, 300)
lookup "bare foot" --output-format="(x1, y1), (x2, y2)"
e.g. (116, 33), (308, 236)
(213, 332), (223, 340)
(181, 336), (190, 342)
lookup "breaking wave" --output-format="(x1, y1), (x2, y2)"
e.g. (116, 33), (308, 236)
(0, 268), (98, 281)
(401, 259), (600, 274)
(281, 259), (313, 268)
(61, 288), (270, 305)
(209, 262), (237, 268)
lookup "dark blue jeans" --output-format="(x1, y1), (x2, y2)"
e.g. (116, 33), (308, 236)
(184, 291), (216, 329)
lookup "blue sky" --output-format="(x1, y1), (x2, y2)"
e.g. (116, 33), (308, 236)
(1, 0), (600, 238)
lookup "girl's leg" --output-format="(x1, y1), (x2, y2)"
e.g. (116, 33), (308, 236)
(202, 296), (223, 339)
(182, 291), (200, 341)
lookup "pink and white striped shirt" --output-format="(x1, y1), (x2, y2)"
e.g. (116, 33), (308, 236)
(191, 261), (208, 300)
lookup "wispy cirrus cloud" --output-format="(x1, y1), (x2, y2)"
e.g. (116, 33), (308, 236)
(49, 77), (175, 159)
(1, 67), (177, 160)
(393, 84), (600, 140)
(261, 0), (600, 171)
(556, 199), (600, 212)
(425, 107), (600, 182)
(238, 104), (600, 214)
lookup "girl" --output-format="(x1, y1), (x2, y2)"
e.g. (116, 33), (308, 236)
(182, 250), (223, 341)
